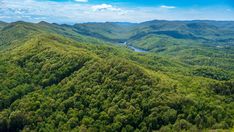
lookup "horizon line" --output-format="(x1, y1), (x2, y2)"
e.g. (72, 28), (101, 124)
(1, 19), (234, 25)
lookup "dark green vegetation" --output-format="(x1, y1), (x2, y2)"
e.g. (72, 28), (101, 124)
(0, 20), (234, 131)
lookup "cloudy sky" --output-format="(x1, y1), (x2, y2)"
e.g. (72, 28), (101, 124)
(0, 0), (233, 23)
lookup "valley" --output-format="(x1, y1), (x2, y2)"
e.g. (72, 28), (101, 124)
(0, 20), (234, 131)
(118, 42), (148, 52)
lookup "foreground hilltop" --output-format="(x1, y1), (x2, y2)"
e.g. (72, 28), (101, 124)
(0, 20), (233, 131)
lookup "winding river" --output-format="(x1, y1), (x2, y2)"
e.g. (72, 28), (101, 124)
(120, 42), (147, 53)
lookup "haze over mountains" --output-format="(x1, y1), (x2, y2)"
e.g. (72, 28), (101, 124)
(0, 20), (234, 131)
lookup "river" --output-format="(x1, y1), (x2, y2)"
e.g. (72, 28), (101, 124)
(120, 42), (147, 53)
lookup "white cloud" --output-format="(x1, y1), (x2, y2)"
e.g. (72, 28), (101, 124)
(160, 5), (176, 9)
(0, 0), (233, 23)
(92, 4), (114, 11)
(91, 4), (128, 16)
(74, 0), (88, 3)
(91, 4), (124, 12)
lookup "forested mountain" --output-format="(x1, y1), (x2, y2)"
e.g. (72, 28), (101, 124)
(0, 22), (7, 30)
(0, 20), (234, 131)
(73, 20), (234, 43)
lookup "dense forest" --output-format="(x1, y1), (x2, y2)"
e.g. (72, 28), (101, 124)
(0, 20), (234, 131)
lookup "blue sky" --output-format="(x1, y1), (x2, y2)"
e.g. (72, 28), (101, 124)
(44, 0), (234, 6)
(0, 0), (233, 23)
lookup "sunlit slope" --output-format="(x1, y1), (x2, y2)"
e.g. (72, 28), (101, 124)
(0, 21), (109, 50)
(0, 32), (233, 131)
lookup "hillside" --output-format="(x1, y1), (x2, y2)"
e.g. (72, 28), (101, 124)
(73, 20), (234, 44)
(73, 20), (234, 77)
(0, 21), (234, 131)
(0, 21), (7, 29)
(0, 21), (109, 50)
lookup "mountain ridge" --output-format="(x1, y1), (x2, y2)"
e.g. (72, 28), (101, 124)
(0, 20), (233, 131)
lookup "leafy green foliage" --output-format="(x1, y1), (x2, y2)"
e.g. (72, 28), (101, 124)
(210, 81), (234, 95)
(0, 21), (234, 131)
(192, 67), (231, 81)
